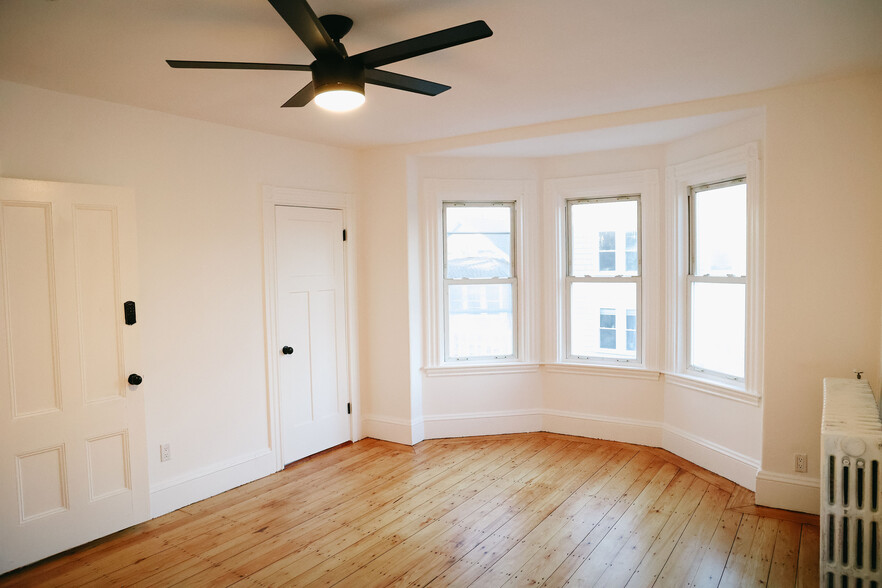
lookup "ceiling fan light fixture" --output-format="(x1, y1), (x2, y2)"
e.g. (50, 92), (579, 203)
(315, 87), (365, 112)
(312, 59), (366, 112)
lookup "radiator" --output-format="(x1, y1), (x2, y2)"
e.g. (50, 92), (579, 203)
(821, 377), (882, 587)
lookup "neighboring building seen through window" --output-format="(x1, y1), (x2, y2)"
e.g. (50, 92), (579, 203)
(568, 196), (640, 361)
(443, 202), (516, 360)
(688, 179), (746, 380)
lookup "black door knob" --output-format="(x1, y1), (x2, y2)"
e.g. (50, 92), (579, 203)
(281, 346), (294, 355)
(128, 373), (143, 386)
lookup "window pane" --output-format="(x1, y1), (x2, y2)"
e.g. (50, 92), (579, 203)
(571, 200), (639, 277)
(448, 284), (513, 358)
(626, 309), (636, 351)
(446, 206), (511, 279)
(625, 231), (638, 272)
(599, 308), (616, 328)
(599, 309), (616, 349)
(570, 282), (637, 359)
(693, 183), (746, 276)
(691, 282), (745, 378)
(598, 251), (616, 272)
(625, 251), (638, 273)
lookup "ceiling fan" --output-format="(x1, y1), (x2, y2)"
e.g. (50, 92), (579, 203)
(167, 0), (493, 112)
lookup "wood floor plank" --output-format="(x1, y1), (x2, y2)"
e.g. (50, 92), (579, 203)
(593, 469), (696, 587)
(0, 434), (819, 588)
(795, 523), (820, 588)
(636, 481), (723, 588)
(766, 519), (801, 587)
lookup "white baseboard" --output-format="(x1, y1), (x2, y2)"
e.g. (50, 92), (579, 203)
(418, 409), (763, 498)
(149, 448), (276, 518)
(543, 409), (663, 447)
(423, 409), (542, 439)
(755, 470), (820, 515)
(662, 425), (760, 491)
(361, 414), (424, 446)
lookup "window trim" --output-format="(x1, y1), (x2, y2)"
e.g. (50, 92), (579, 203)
(565, 194), (643, 364)
(442, 201), (517, 362)
(545, 169), (660, 371)
(422, 178), (537, 373)
(666, 143), (764, 400)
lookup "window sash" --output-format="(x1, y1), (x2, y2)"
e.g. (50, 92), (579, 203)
(442, 201), (517, 362)
(567, 195), (641, 278)
(443, 201), (515, 279)
(565, 275), (642, 362)
(688, 178), (746, 278)
(565, 195), (642, 363)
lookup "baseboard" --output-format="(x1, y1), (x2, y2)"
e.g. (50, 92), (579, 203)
(421, 408), (762, 495)
(755, 469), (820, 515)
(361, 414), (423, 446)
(149, 448), (276, 517)
(423, 409), (542, 439)
(543, 409), (663, 447)
(662, 425), (760, 491)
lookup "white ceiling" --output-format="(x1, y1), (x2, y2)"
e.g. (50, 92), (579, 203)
(1, 0), (881, 151)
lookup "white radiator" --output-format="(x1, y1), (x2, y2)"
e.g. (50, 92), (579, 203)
(821, 377), (882, 587)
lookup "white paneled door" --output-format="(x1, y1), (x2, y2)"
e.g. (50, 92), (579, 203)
(275, 206), (350, 465)
(0, 178), (147, 574)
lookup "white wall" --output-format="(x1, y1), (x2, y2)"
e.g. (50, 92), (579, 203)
(0, 80), (358, 515)
(756, 73), (882, 512)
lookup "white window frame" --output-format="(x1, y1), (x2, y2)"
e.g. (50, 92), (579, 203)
(545, 170), (660, 377)
(442, 201), (517, 362)
(565, 195), (643, 364)
(687, 177), (747, 382)
(422, 179), (537, 375)
(666, 143), (764, 403)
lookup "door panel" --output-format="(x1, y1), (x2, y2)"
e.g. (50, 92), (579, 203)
(275, 206), (350, 465)
(74, 206), (125, 403)
(2, 202), (60, 417)
(0, 178), (147, 574)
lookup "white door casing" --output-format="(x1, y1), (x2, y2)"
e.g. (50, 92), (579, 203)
(0, 178), (148, 574)
(275, 205), (350, 464)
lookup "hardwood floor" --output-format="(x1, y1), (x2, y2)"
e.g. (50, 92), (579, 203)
(0, 433), (819, 587)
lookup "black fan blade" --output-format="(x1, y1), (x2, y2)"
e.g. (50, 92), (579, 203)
(355, 20), (492, 69)
(267, 0), (342, 60)
(167, 60), (310, 71)
(365, 69), (450, 96)
(282, 82), (316, 107)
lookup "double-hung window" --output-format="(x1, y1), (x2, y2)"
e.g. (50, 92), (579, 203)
(688, 179), (747, 380)
(443, 202), (516, 361)
(566, 196), (641, 362)
(666, 143), (762, 400)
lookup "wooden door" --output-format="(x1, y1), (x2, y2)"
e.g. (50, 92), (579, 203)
(275, 205), (350, 465)
(0, 178), (147, 574)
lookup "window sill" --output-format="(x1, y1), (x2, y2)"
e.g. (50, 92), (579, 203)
(543, 363), (661, 381)
(664, 372), (761, 406)
(423, 363), (541, 377)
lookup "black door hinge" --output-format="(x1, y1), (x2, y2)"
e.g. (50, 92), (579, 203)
(347, 402), (351, 414)
(342, 229), (347, 241)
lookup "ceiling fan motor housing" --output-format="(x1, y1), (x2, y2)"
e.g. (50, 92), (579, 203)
(311, 58), (365, 96)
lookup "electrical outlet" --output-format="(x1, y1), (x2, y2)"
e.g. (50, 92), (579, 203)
(794, 453), (807, 473)
(160, 443), (171, 462)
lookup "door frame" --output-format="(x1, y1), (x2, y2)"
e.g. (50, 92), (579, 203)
(261, 185), (359, 472)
